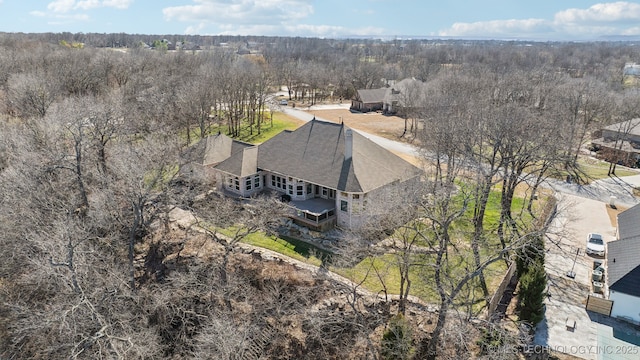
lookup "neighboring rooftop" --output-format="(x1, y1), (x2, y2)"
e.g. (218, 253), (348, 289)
(603, 118), (640, 137)
(624, 63), (640, 77)
(356, 88), (387, 104)
(617, 203), (640, 242)
(607, 237), (640, 296)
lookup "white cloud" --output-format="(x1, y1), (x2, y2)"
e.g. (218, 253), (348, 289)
(30, 10), (90, 23)
(439, 18), (552, 38)
(555, 2), (640, 24)
(166, 0), (380, 37)
(164, 0), (323, 35)
(163, 0), (313, 25)
(102, 0), (133, 9)
(45, 0), (132, 13)
(76, 0), (101, 10)
(438, 2), (640, 39)
(285, 24), (385, 37)
(48, 0), (76, 13)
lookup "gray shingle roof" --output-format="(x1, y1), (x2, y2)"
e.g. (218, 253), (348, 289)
(617, 203), (640, 242)
(607, 237), (640, 296)
(356, 88), (387, 104)
(603, 118), (640, 137)
(185, 133), (252, 167)
(215, 119), (422, 193)
(383, 78), (427, 106)
(610, 264), (640, 297)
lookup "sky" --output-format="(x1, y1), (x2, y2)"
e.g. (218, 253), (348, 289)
(1, 0), (640, 41)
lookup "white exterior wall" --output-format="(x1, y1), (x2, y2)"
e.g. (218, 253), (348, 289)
(336, 191), (367, 229)
(610, 290), (640, 323)
(220, 172), (263, 197)
(335, 175), (421, 230)
(336, 192), (351, 228)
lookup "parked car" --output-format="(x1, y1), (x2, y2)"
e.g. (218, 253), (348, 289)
(586, 233), (605, 256)
(280, 99), (288, 105)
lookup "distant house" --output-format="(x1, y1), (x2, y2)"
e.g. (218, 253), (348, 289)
(606, 204), (640, 323)
(351, 78), (427, 115)
(197, 119), (423, 231)
(382, 78), (427, 116)
(624, 63), (640, 86)
(351, 88), (387, 112)
(591, 118), (640, 168)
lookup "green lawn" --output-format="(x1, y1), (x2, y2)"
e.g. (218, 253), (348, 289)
(550, 157), (637, 183)
(332, 248), (506, 308)
(331, 186), (536, 307)
(215, 226), (324, 266)
(187, 112), (304, 145)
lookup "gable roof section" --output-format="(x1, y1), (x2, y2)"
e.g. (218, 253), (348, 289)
(383, 78), (427, 106)
(607, 237), (640, 297)
(216, 119), (422, 193)
(610, 264), (640, 297)
(215, 145), (259, 178)
(617, 203), (640, 242)
(185, 133), (252, 167)
(356, 88), (387, 104)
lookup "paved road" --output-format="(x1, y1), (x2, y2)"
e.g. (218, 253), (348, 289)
(547, 174), (640, 209)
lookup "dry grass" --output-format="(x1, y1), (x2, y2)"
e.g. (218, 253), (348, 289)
(605, 203), (627, 227)
(302, 108), (408, 140)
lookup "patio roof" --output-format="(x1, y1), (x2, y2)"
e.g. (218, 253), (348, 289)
(290, 198), (335, 215)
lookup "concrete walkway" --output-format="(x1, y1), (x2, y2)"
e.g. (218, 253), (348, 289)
(547, 174), (640, 209)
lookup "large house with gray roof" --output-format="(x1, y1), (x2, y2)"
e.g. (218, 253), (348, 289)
(197, 119), (423, 230)
(606, 203), (640, 323)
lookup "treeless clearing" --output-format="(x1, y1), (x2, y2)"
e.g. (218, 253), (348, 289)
(302, 108), (409, 141)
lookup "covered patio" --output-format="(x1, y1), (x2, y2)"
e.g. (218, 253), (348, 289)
(288, 198), (336, 232)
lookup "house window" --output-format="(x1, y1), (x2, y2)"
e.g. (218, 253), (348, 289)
(271, 175), (286, 190)
(297, 185), (303, 196)
(340, 200), (348, 212)
(322, 187), (328, 197)
(234, 178), (240, 191)
(246, 178), (252, 191)
(288, 184), (293, 195)
(254, 175), (260, 188)
(329, 189), (335, 199)
(306, 184), (312, 194)
(340, 192), (348, 197)
(353, 194), (360, 199)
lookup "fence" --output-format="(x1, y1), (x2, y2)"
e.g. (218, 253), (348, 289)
(585, 295), (613, 316)
(486, 262), (517, 319)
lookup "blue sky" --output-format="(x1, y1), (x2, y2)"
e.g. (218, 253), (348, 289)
(1, 1), (640, 40)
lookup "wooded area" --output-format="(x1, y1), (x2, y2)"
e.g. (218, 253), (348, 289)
(1, 32), (640, 359)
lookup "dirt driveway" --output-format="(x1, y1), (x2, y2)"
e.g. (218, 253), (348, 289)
(300, 107), (412, 142)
